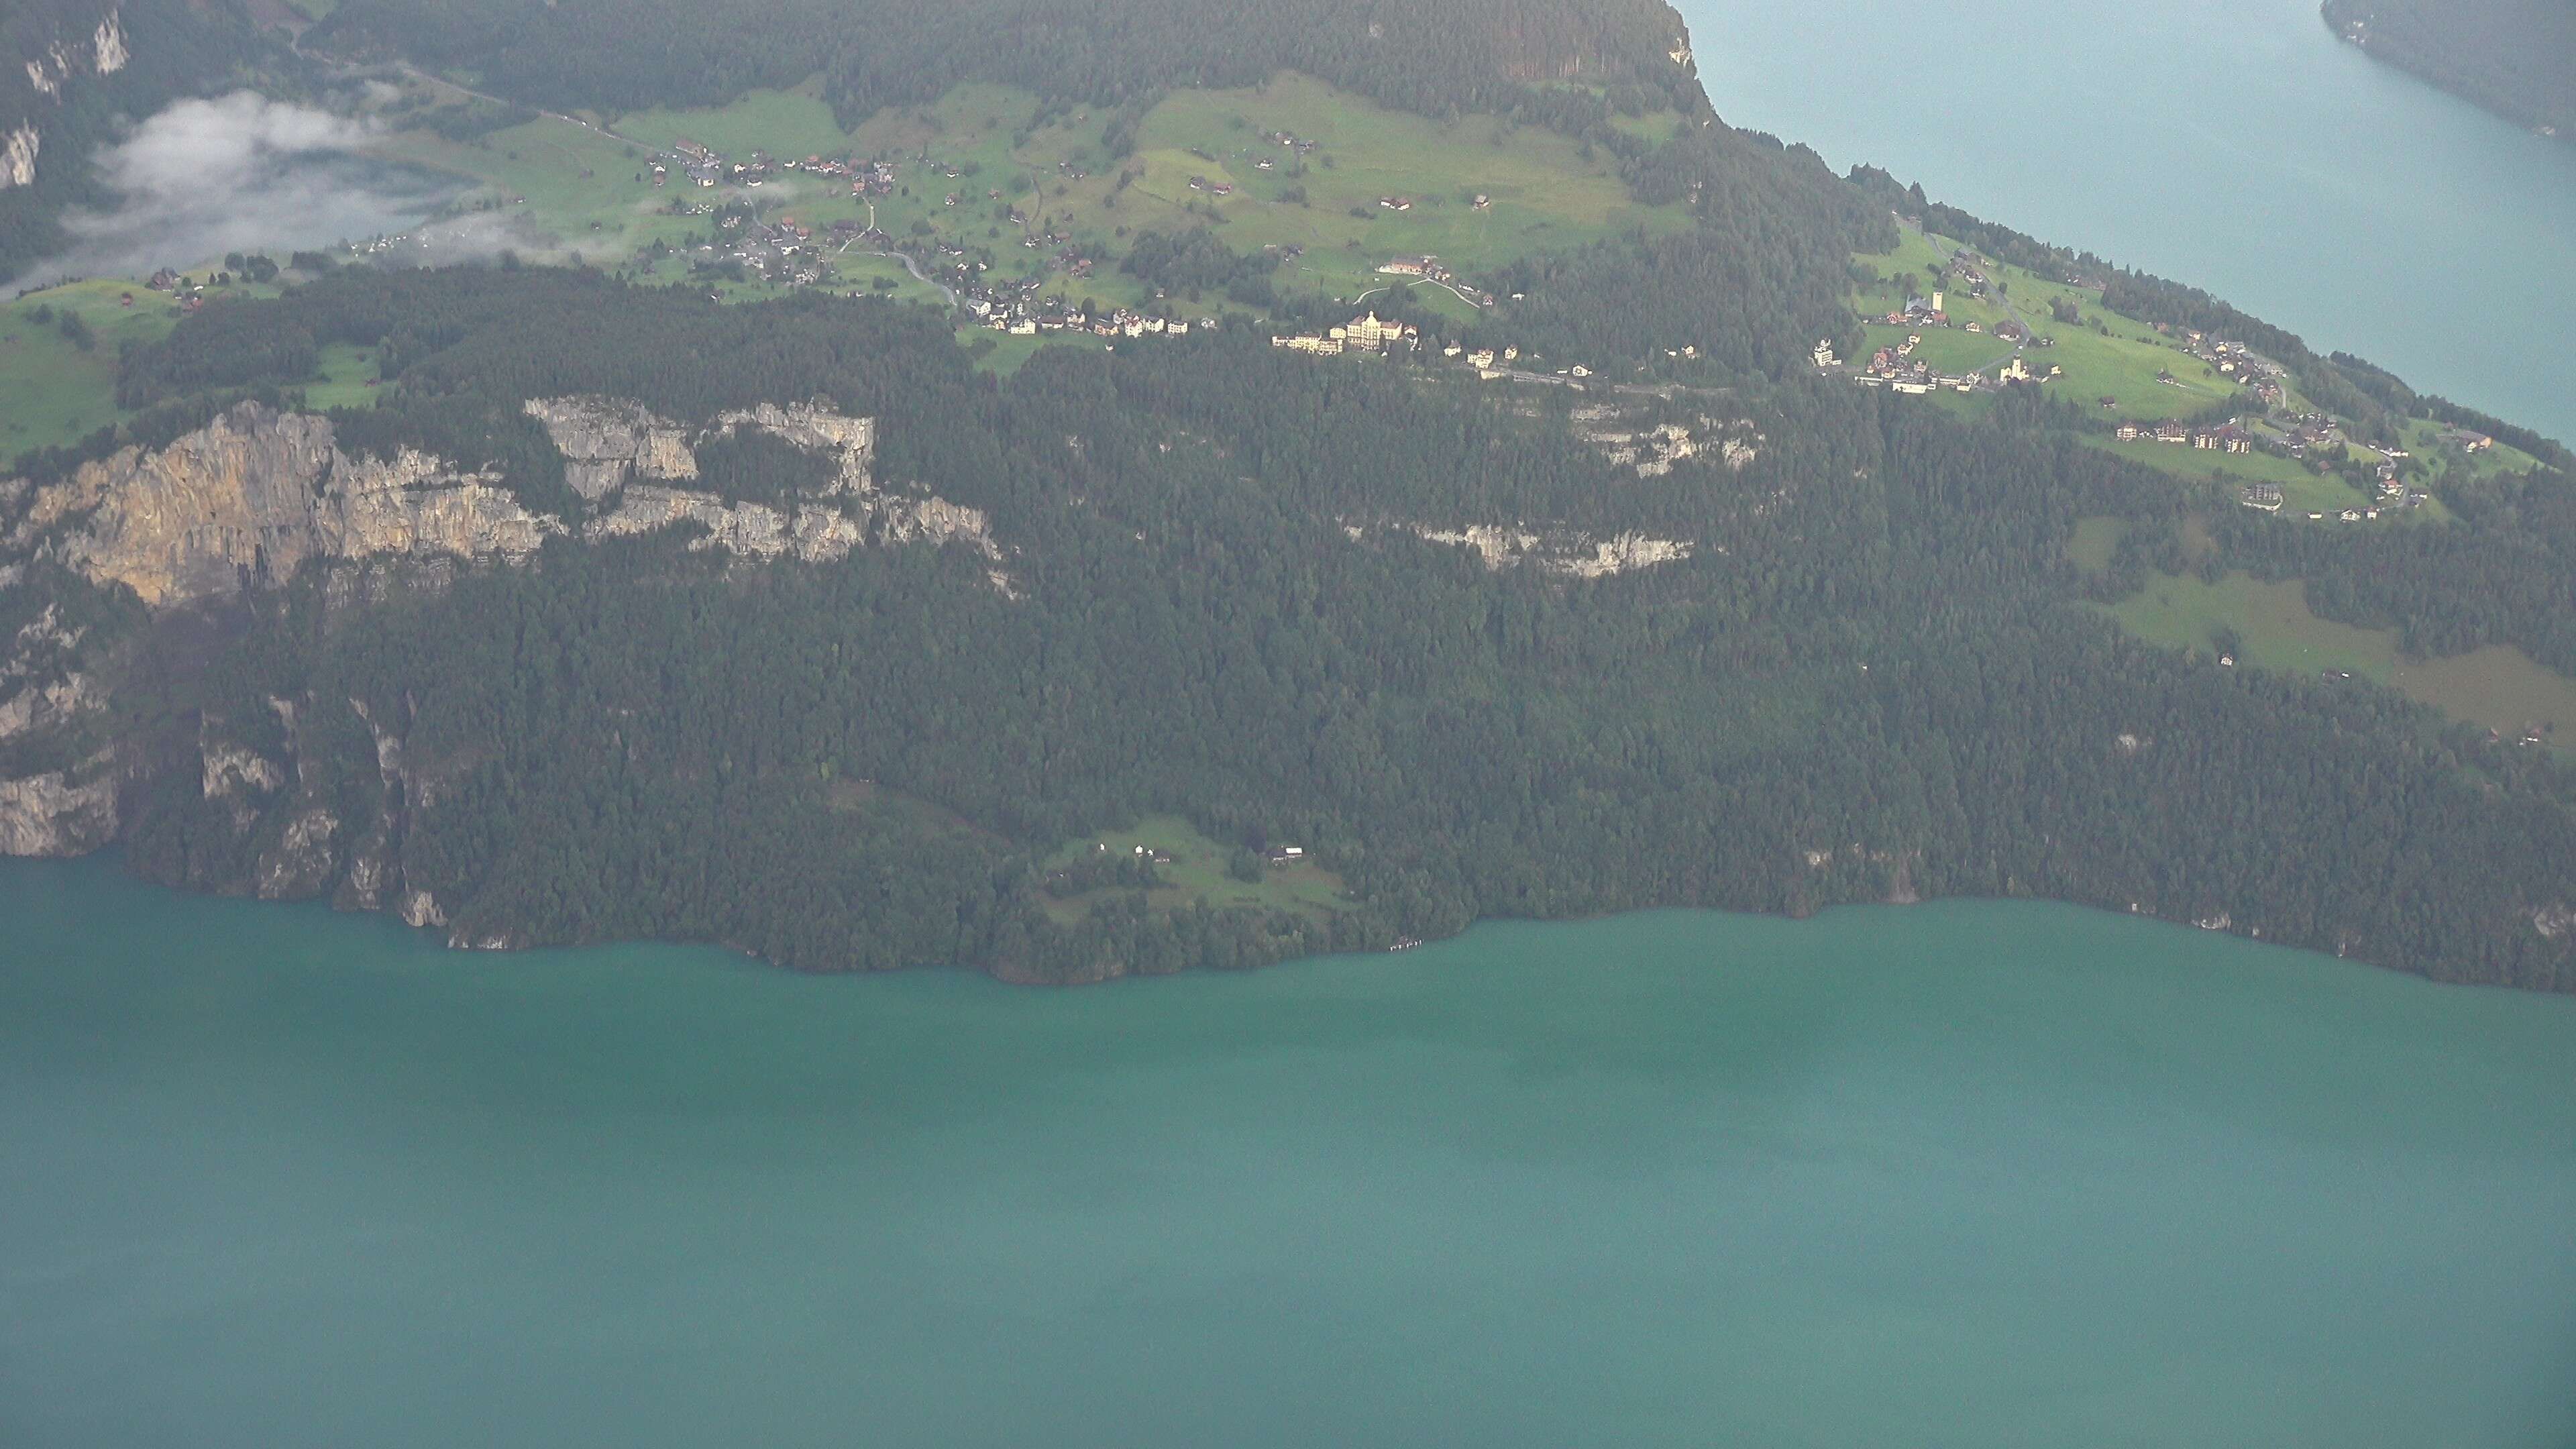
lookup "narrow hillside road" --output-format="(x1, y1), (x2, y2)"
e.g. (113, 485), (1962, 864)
(839, 240), (959, 311)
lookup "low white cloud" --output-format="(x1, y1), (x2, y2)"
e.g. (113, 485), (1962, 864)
(10, 91), (459, 287)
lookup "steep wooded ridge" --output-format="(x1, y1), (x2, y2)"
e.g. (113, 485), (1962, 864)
(308, 0), (1703, 129)
(2321, 0), (2576, 138)
(0, 0), (271, 277)
(1, 0), (2572, 989)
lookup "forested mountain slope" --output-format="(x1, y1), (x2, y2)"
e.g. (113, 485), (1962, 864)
(0, 0), (272, 278)
(308, 0), (1703, 132)
(0, 0), (2572, 990)
(5, 267), (2573, 988)
(2322, 0), (2576, 137)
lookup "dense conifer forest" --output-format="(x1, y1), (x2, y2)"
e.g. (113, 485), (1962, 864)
(307, 0), (1702, 137)
(15, 264), (2561, 989)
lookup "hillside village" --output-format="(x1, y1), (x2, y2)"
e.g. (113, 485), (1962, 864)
(15, 72), (2532, 549)
(630, 130), (2508, 518)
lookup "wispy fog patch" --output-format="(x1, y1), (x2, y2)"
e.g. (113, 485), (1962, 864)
(9, 92), (460, 288)
(391, 209), (562, 269)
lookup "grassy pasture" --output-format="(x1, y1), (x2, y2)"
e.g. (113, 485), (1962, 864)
(2106, 570), (2576, 743)
(1, 282), (176, 460)
(1857, 323), (2011, 376)
(1853, 227), (2252, 422)
(2067, 516), (2127, 578)
(300, 342), (384, 411)
(1042, 815), (1349, 926)
(393, 72), (1688, 351)
(614, 81), (855, 160)
(2082, 434), (2374, 517)
(370, 112), (698, 268)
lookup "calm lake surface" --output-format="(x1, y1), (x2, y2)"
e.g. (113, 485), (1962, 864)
(1677, 0), (2576, 444)
(5, 858), (2574, 1447)
(12, 11), (2576, 1439)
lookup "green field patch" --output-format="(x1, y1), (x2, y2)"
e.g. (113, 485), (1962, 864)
(2395, 416), (2547, 485)
(376, 73), (1686, 328)
(824, 779), (1000, 839)
(1040, 814), (1349, 926)
(2106, 570), (2576, 743)
(1, 281), (182, 461)
(298, 342), (386, 411)
(2068, 516), (2127, 578)
(1849, 227), (1951, 313)
(1858, 323), (2011, 376)
(961, 327), (1095, 376)
(372, 113), (692, 267)
(1606, 109), (1687, 144)
(616, 80), (855, 161)
(1856, 229), (2253, 421)
(2038, 325), (2235, 419)
(2082, 433), (2372, 516)
(1112, 74), (1688, 303)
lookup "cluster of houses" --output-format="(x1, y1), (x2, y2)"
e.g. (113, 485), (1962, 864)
(1823, 332), (2047, 396)
(971, 296), (1215, 340)
(138, 267), (213, 314)
(2178, 332), (2286, 390)
(1267, 324), (1595, 384)
(1880, 290), (1949, 327)
(1376, 255), (1495, 307)
(1273, 311), (1421, 356)
(692, 211), (855, 287)
(2116, 421), (2256, 452)
(658, 140), (901, 197)
(2241, 485), (2410, 524)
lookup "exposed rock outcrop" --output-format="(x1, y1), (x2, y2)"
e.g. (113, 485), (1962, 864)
(1572, 407), (1761, 478)
(0, 761), (115, 856)
(1368, 521), (1694, 578)
(1, 123), (36, 189)
(16, 404), (561, 608)
(710, 401), (876, 488)
(535, 394), (995, 566)
(0, 669), (96, 740)
(521, 396), (700, 499)
(9, 399), (996, 612)
(593, 486), (861, 562)
(201, 738), (284, 799)
(256, 808), (341, 900)
(4, 7), (128, 190)
(0, 604), (115, 857)
(0, 393), (1002, 888)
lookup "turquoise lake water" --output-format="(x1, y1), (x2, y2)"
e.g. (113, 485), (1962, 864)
(5, 859), (2574, 1446)
(12, 7), (2576, 1440)
(1676, 0), (2576, 444)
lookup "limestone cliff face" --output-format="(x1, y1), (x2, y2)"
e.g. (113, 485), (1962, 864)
(0, 392), (1002, 901)
(0, 604), (115, 856)
(527, 393), (997, 568)
(3, 5), (128, 191)
(16, 404), (561, 608)
(8, 398), (987, 612)
(1, 123), (34, 189)
(592, 486), (865, 561)
(710, 401), (876, 490)
(1359, 520), (1694, 578)
(0, 766), (115, 855)
(520, 396), (699, 500)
